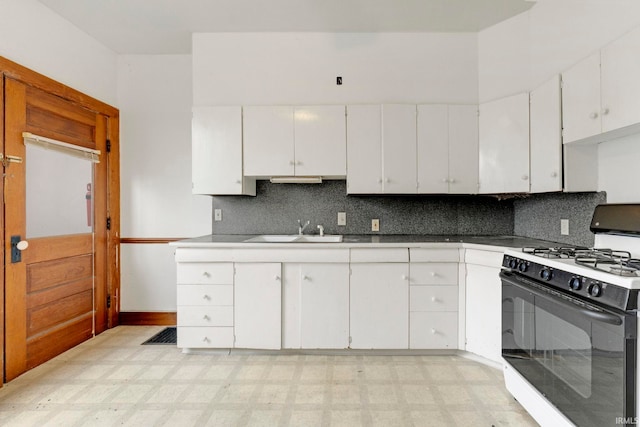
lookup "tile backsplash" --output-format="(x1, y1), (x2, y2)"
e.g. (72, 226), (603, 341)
(212, 181), (606, 245)
(212, 181), (514, 236)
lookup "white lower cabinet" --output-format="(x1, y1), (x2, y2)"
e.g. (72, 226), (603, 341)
(176, 262), (235, 348)
(409, 249), (459, 349)
(282, 263), (349, 349)
(350, 258), (409, 349)
(234, 263), (282, 350)
(464, 249), (504, 364)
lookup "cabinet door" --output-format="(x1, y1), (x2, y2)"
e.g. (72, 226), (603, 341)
(465, 263), (502, 364)
(417, 105), (449, 193)
(448, 105), (479, 194)
(350, 263), (409, 349)
(382, 104), (417, 193)
(346, 105), (383, 194)
(294, 106), (346, 177)
(561, 53), (602, 143)
(300, 264), (349, 349)
(530, 75), (562, 193)
(243, 106), (294, 176)
(192, 106), (255, 195)
(234, 263), (282, 349)
(601, 27), (640, 133)
(478, 93), (530, 193)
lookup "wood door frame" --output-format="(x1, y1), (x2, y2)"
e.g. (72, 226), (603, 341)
(0, 56), (120, 381)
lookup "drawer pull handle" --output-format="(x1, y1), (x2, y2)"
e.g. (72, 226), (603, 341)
(202, 294), (211, 300)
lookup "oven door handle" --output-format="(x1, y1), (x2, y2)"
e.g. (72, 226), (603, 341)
(500, 270), (623, 326)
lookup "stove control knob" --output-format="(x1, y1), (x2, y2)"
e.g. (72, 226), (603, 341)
(588, 282), (602, 297)
(569, 277), (582, 291)
(518, 261), (528, 272)
(508, 258), (518, 269)
(540, 268), (553, 281)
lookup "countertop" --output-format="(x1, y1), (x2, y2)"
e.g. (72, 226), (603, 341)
(170, 234), (561, 250)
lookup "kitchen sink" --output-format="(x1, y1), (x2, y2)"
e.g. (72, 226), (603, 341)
(243, 234), (343, 243)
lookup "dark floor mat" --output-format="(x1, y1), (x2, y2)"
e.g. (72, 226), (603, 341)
(141, 327), (177, 345)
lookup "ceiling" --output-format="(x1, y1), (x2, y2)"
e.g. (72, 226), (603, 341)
(37, 0), (536, 54)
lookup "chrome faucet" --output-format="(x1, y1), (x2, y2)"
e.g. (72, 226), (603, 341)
(317, 224), (324, 237)
(298, 219), (310, 235)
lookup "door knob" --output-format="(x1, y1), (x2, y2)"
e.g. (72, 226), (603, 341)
(16, 240), (28, 251)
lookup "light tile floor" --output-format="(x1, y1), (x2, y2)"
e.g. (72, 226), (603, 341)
(0, 326), (538, 426)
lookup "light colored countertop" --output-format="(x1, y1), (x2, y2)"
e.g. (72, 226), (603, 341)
(170, 234), (560, 250)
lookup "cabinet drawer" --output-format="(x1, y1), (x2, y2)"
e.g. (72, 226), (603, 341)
(410, 312), (458, 349)
(410, 263), (458, 285)
(177, 327), (234, 348)
(350, 248), (408, 263)
(410, 248), (459, 262)
(410, 286), (458, 311)
(177, 285), (233, 306)
(177, 306), (233, 326)
(177, 263), (234, 285)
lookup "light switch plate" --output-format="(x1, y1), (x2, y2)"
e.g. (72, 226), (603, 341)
(560, 219), (569, 235)
(214, 209), (222, 221)
(338, 212), (347, 226)
(371, 219), (380, 232)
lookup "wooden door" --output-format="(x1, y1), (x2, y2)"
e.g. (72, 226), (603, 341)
(4, 77), (111, 381)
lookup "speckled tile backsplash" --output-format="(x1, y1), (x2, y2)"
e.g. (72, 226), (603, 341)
(212, 181), (514, 235)
(513, 191), (606, 247)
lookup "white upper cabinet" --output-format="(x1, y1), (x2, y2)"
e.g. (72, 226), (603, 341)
(294, 106), (346, 177)
(243, 106), (295, 177)
(561, 53), (602, 144)
(346, 105), (383, 193)
(601, 27), (640, 133)
(417, 105), (478, 194)
(192, 106), (256, 195)
(243, 105), (346, 178)
(479, 93), (530, 194)
(382, 104), (418, 193)
(346, 104), (417, 194)
(529, 75), (562, 193)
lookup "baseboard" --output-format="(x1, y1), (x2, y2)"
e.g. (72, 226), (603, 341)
(119, 312), (176, 326)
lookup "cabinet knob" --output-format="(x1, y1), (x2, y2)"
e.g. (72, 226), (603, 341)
(202, 271), (210, 277)
(378, 178), (383, 184)
(203, 315), (210, 321)
(289, 160), (295, 166)
(274, 275), (281, 281)
(602, 107), (610, 115)
(521, 175), (528, 181)
(551, 171), (558, 178)
(431, 328), (437, 335)
(202, 294), (211, 300)
(303, 275), (310, 281)
(449, 178), (456, 184)
(430, 272), (437, 277)
(202, 337), (210, 343)
(236, 179), (242, 184)
(441, 178), (448, 183)
(589, 112), (599, 119)
(401, 274), (408, 281)
(431, 296), (437, 302)
(385, 178), (391, 183)
(296, 161), (303, 166)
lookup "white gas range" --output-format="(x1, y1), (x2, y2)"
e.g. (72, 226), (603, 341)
(501, 204), (640, 427)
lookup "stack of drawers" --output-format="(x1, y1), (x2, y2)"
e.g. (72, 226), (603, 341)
(409, 249), (459, 349)
(176, 262), (234, 348)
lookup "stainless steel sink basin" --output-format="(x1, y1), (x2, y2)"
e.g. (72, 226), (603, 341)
(244, 234), (343, 243)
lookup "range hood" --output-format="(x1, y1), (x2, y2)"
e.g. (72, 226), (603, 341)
(269, 176), (323, 184)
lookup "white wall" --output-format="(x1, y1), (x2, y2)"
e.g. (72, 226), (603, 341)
(0, 0), (117, 105)
(479, 0), (640, 102)
(117, 54), (211, 311)
(193, 32), (478, 105)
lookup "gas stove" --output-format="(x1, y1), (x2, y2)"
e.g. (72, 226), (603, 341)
(503, 246), (640, 311)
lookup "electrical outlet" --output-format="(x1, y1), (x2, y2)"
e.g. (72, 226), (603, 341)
(371, 219), (380, 232)
(338, 212), (347, 226)
(560, 219), (569, 235)
(214, 209), (222, 221)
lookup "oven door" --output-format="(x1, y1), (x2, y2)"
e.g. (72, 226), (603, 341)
(501, 270), (636, 427)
